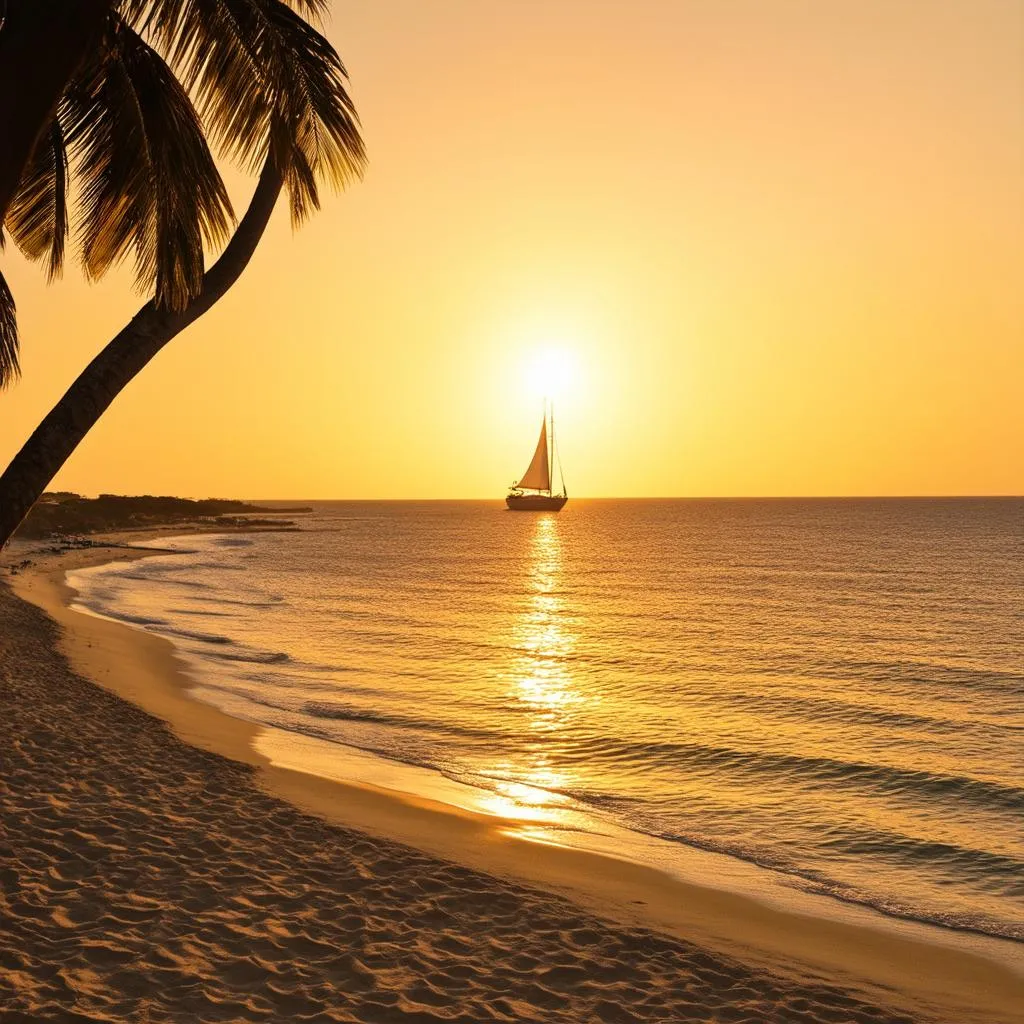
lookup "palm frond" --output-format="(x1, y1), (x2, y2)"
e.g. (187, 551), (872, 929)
(136, 0), (273, 174)
(274, 0), (329, 21)
(263, 0), (364, 224)
(5, 119), (69, 281)
(210, 0), (364, 225)
(122, 0), (329, 34)
(0, 270), (19, 389)
(62, 18), (234, 309)
(134, 0), (363, 221)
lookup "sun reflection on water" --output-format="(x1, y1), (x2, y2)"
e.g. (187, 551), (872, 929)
(487, 515), (584, 841)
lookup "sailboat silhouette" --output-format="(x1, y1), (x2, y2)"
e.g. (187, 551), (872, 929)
(506, 403), (568, 511)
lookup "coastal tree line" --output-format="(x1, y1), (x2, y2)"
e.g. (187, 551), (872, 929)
(0, 0), (365, 547)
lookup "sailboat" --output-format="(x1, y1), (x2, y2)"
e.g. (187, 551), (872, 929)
(506, 403), (568, 511)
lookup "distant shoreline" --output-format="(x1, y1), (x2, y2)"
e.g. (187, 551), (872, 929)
(13, 492), (312, 543)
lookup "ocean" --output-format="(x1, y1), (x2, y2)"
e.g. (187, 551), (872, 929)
(68, 498), (1023, 944)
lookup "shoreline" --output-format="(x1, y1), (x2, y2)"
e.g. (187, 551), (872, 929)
(5, 530), (1023, 1022)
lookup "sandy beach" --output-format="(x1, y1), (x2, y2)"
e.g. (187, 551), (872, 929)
(2, 534), (1021, 1023)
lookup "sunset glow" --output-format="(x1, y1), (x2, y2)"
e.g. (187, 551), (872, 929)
(2, 0), (1021, 499)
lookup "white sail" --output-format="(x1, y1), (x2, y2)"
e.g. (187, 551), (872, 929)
(516, 420), (550, 491)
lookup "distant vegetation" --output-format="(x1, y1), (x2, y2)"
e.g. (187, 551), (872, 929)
(15, 493), (310, 540)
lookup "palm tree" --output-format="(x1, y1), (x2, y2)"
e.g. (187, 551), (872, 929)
(0, 0), (364, 547)
(2, 10), (236, 386)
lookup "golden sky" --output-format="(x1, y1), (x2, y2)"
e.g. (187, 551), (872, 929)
(3, 0), (1022, 498)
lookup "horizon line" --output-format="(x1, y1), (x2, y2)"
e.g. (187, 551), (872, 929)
(66, 492), (1024, 502)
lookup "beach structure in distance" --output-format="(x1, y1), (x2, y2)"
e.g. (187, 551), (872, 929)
(506, 403), (568, 511)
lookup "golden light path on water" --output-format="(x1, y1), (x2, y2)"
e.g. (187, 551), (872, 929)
(479, 515), (581, 840)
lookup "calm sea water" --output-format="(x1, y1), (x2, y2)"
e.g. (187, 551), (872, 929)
(70, 499), (1023, 942)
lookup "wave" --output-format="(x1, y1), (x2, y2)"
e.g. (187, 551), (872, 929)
(113, 572), (212, 591)
(161, 626), (234, 646)
(301, 700), (499, 741)
(819, 829), (1024, 889)
(206, 648), (292, 666)
(166, 607), (240, 619)
(559, 735), (1024, 816)
(821, 659), (1024, 696)
(678, 686), (1021, 736)
(77, 604), (169, 629)
(187, 594), (286, 609)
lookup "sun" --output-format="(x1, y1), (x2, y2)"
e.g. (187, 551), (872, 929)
(524, 347), (576, 401)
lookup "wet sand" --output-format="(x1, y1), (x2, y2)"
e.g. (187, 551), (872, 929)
(2, 535), (1021, 1022)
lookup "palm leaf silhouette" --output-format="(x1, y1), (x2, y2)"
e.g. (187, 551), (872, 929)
(6, 120), (69, 282)
(0, 0), (364, 388)
(67, 19), (234, 310)
(0, 272), (17, 388)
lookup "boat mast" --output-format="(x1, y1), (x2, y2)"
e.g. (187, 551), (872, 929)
(549, 401), (555, 497)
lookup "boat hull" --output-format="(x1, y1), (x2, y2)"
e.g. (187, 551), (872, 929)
(506, 494), (568, 512)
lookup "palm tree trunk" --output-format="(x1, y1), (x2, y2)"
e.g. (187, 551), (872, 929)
(0, 160), (283, 548)
(0, 0), (114, 226)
